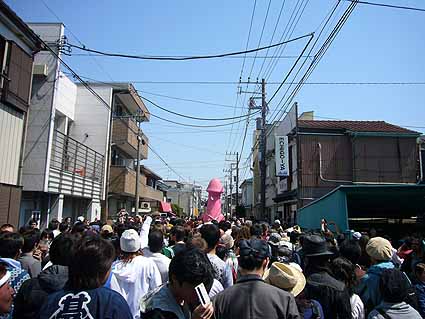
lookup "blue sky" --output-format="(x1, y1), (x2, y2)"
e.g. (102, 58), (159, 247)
(9, 0), (425, 191)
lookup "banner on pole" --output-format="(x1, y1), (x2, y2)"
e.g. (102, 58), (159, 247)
(275, 136), (289, 177)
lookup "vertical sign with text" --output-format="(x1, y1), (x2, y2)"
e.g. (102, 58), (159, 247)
(275, 136), (289, 177)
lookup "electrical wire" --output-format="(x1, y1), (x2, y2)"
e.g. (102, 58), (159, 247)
(141, 95), (259, 121)
(257, 0), (286, 76)
(148, 110), (260, 128)
(344, 0), (425, 12)
(67, 34), (313, 61)
(147, 144), (188, 182)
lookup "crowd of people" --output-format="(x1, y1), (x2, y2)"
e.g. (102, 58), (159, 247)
(0, 213), (425, 318)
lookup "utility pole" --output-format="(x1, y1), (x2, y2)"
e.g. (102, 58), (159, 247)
(260, 78), (267, 220)
(236, 152), (239, 209)
(135, 118), (141, 215)
(239, 78), (267, 220)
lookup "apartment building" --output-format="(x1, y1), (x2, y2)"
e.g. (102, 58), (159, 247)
(0, 2), (42, 226)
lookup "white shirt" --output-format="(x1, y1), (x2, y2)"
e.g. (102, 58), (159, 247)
(111, 255), (162, 319)
(142, 247), (171, 284)
(351, 293), (365, 319)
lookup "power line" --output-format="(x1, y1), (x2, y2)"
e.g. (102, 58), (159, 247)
(67, 33), (313, 61)
(148, 110), (260, 128)
(257, 0), (286, 76)
(141, 95), (258, 121)
(62, 74), (425, 85)
(147, 144), (188, 182)
(70, 53), (313, 59)
(344, 0), (425, 12)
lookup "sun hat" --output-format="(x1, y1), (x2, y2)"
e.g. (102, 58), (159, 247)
(220, 233), (234, 250)
(101, 224), (113, 233)
(120, 229), (141, 253)
(301, 234), (333, 257)
(274, 220), (281, 225)
(263, 262), (306, 297)
(366, 237), (393, 262)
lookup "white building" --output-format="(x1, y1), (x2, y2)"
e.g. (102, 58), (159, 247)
(20, 23), (110, 227)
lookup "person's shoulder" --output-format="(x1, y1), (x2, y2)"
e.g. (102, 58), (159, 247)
(367, 309), (381, 319)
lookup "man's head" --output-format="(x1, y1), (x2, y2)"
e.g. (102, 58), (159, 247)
(68, 235), (115, 290)
(49, 233), (77, 266)
(148, 230), (164, 253)
(0, 224), (14, 233)
(21, 230), (40, 254)
(59, 222), (70, 233)
(168, 248), (214, 309)
(0, 232), (24, 259)
(411, 235), (422, 254)
(170, 226), (186, 243)
(339, 239), (362, 265)
(380, 268), (410, 303)
(48, 219), (60, 231)
(366, 237), (393, 264)
(415, 263), (425, 283)
(238, 239), (271, 276)
(0, 263), (14, 315)
(250, 224), (263, 239)
(200, 224), (220, 251)
(28, 219), (37, 229)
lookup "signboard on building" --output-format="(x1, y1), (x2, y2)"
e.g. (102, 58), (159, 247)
(275, 136), (289, 177)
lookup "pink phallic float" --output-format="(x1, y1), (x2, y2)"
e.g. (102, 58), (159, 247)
(202, 178), (225, 223)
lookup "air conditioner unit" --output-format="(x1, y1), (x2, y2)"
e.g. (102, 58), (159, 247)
(139, 202), (151, 213)
(33, 64), (48, 77)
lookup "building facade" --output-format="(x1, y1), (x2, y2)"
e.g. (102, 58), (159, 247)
(240, 178), (253, 217)
(163, 180), (202, 217)
(20, 24), (110, 227)
(0, 3), (42, 226)
(252, 107), (422, 225)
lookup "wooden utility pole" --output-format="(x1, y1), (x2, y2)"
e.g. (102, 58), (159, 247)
(135, 116), (141, 215)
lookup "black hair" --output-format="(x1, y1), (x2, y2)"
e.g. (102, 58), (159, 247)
(71, 222), (87, 234)
(199, 224), (220, 250)
(0, 224), (14, 232)
(68, 234), (115, 290)
(50, 233), (77, 266)
(28, 219), (37, 226)
(238, 254), (264, 271)
(171, 226), (186, 243)
(169, 247), (214, 291)
(148, 230), (164, 253)
(59, 222), (70, 233)
(21, 229), (41, 253)
(250, 224), (263, 238)
(380, 268), (410, 303)
(339, 239), (362, 265)
(216, 245), (228, 261)
(48, 219), (60, 230)
(41, 229), (54, 241)
(331, 257), (357, 295)
(0, 232), (24, 258)
(218, 221), (231, 232)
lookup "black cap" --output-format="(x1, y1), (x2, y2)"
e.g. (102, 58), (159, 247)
(239, 239), (271, 260)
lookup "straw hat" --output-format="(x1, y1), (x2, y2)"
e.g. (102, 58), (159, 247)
(263, 262), (306, 297)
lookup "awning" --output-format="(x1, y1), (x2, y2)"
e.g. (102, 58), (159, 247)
(160, 202), (172, 213)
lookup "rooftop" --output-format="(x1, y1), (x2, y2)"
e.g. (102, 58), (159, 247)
(298, 120), (419, 134)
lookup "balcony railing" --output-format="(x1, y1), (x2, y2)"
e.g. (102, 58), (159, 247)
(49, 130), (105, 198)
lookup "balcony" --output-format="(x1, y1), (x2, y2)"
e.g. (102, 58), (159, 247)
(48, 130), (104, 199)
(112, 117), (148, 159)
(109, 166), (163, 202)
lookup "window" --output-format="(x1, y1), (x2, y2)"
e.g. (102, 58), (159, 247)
(2, 42), (33, 112)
